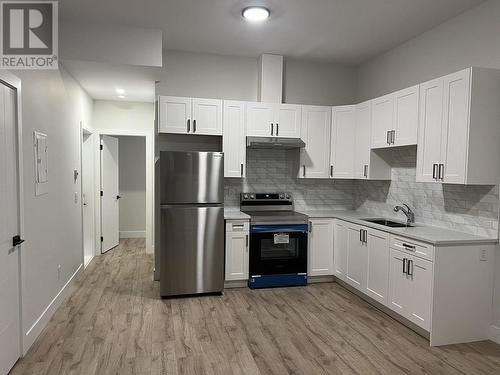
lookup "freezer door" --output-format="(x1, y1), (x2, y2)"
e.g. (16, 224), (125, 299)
(160, 205), (224, 296)
(160, 151), (223, 204)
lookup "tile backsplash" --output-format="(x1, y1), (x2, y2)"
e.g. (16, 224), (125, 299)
(224, 146), (499, 237)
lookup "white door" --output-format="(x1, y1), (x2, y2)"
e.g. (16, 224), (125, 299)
(353, 101), (371, 179)
(308, 219), (334, 276)
(276, 104), (301, 138)
(416, 78), (444, 183)
(388, 248), (412, 317)
(192, 98), (223, 135)
(346, 225), (366, 290)
(441, 69), (470, 184)
(100, 135), (120, 253)
(158, 96), (192, 134)
(0, 83), (21, 375)
(246, 102), (275, 137)
(223, 101), (246, 178)
(394, 85), (419, 146)
(408, 257), (433, 331)
(225, 226), (249, 281)
(331, 106), (355, 179)
(299, 106), (331, 179)
(82, 133), (95, 266)
(371, 94), (393, 148)
(333, 220), (348, 280)
(365, 229), (390, 305)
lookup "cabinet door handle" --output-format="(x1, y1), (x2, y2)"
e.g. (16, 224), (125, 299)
(359, 229), (363, 242)
(432, 164), (437, 180)
(276, 123), (279, 136)
(246, 234), (249, 250)
(240, 163), (244, 177)
(271, 123), (274, 136)
(187, 119), (191, 133)
(387, 131), (390, 145)
(303, 165), (306, 177)
(193, 119), (197, 133)
(438, 163), (444, 181)
(391, 130), (395, 144)
(408, 260), (414, 276)
(403, 258), (407, 274)
(309, 221), (312, 233)
(330, 165), (334, 177)
(363, 165), (368, 178)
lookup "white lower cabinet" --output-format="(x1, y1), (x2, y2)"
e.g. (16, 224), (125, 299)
(346, 224), (366, 289)
(364, 229), (390, 305)
(388, 248), (433, 331)
(308, 219), (334, 276)
(333, 220), (348, 279)
(225, 220), (249, 281)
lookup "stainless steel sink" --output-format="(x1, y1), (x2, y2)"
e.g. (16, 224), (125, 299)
(361, 218), (414, 228)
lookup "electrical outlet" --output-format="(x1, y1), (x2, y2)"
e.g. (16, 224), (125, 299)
(480, 249), (488, 261)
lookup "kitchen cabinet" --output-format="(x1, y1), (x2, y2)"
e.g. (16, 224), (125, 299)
(388, 248), (433, 331)
(223, 101), (246, 178)
(308, 219), (334, 276)
(330, 106), (355, 179)
(158, 96), (222, 135)
(370, 85), (419, 149)
(416, 67), (500, 185)
(353, 101), (371, 179)
(225, 220), (249, 281)
(333, 219), (348, 279)
(364, 228), (390, 305)
(346, 223), (366, 289)
(299, 105), (332, 179)
(246, 102), (301, 138)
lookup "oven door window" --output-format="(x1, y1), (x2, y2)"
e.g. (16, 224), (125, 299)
(250, 225), (308, 276)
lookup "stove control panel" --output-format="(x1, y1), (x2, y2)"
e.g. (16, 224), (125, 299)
(240, 192), (292, 202)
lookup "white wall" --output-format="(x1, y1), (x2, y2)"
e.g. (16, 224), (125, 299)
(92, 100), (154, 132)
(13, 67), (92, 353)
(355, 0), (500, 330)
(157, 50), (358, 105)
(357, 0), (500, 101)
(117, 136), (146, 237)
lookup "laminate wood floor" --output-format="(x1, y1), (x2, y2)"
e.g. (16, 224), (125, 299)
(11, 239), (500, 375)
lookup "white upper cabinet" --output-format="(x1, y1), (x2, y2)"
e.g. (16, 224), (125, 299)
(158, 96), (192, 134)
(246, 102), (275, 136)
(223, 101), (246, 178)
(246, 102), (301, 138)
(417, 67), (500, 185)
(276, 104), (302, 138)
(299, 105), (332, 179)
(330, 106), (355, 179)
(353, 101), (372, 179)
(192, 98), (223, 135)
(158, 96), (222, 135)
(308, 219), (334, 277)
(371, 85), (419, 149)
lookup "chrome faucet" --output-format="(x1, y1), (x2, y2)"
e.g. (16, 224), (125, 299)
(394, 203), (415, 225)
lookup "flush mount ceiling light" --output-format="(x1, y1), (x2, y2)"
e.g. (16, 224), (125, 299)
(242, 6), (270, 22)
(117, 95), (125, 99)
(115, 88), (125, 95)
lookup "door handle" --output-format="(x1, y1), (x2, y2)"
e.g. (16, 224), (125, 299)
(403, 258), (407, 274)
(408, 260), (414, 276)
(308, 221), (312, 233)
(240, 163), (244, 177)
(363, 165), (368, 178)
(271, 123), (274, 136)
(13, 235), (25, 247)
(116, 195), (122, 200)
(330, 165), (334, 178)
(193, 119), (197, 133)
(303, 165), (306, 177)
(187, 119), (191, 133)
(432, 163), (438, 180)
(245, 234), (249, 250)
(438, 163), (444, 181)
(359, 229), (363, 242)
(387, 130), (390, 145)
(364, 230), (367, 243)
(391, 130), (395, 144)
(276, 123), (279, 136)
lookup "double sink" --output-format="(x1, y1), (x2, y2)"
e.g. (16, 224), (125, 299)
(362, 218), (414, 228)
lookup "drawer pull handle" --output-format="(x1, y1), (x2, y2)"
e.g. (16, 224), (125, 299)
(402, 243), (416, 250)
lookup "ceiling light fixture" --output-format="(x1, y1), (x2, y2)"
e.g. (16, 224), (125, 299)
(116, 88), (125, 95)
(242, 6), (270, 22)
(118, 95), (125, 99)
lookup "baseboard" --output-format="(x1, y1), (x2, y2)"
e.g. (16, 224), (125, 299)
(119, 230), (146, 238)
(489, 325), (500, 344)
(308, 275), (335, 284)
(23, 263), (83, 355)
(224, 280), (248, 289)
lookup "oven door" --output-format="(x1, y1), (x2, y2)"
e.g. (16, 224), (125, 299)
(249, 224), (308, 276)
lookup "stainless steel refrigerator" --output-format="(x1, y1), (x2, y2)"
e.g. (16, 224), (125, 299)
(159, 151), (224, 297)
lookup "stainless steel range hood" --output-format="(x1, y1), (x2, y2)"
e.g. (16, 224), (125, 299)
(246, 136), (305, 149)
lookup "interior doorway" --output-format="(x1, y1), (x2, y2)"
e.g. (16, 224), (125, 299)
(82, 130), (96, 266)
(99, 134), (147, 254)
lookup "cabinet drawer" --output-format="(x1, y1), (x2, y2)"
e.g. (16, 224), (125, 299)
(226, 220), (249, 232)
(390, 235), (434, 262)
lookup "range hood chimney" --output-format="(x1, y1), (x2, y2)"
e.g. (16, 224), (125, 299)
(258, 54), (283, 103)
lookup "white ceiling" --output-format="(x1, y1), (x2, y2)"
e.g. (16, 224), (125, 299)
(60, 0), (484, 64)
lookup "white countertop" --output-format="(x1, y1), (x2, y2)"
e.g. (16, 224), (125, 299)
(299, 210), (498, 246)
(224, 209), (250, 220)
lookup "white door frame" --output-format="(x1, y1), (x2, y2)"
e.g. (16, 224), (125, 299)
(94, 129), (154, 254)
(0, 70), (25, 356)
